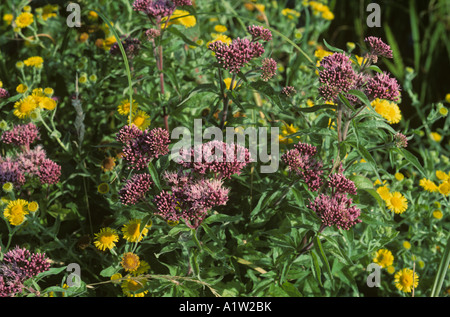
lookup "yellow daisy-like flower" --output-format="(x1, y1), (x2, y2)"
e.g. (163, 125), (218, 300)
(281, 8), (300, 20)
(279, 124), (299, 144)
(97, 183), (110, 194)
(223, 77), (237, 90)
(16, 84), (28, 94)
(121, 219), (152, 243)
(430, 132), (442, 142)
(163, 10), (196, 28)
(41, 4), (58, 21)
(387, 266), (396, 274)
(111, 273), (123, 284)
(436, 170), (449, 181)
(385, 192), (408, 214)
(432, 210), (443, 220)
(122, 219), (152, 243)
(134, 260), (151, 276)
(394, 268), (419, 293)
(402, 241), (411, 250)
(371, 98), (402, 124)
(3, 13), (14, 25)
(121, 277), (148, 297)
(13, 95), (38, 119)
(314, 48), (333, 61)
(130, 110), (151, 131)
(2, 182), (14, 193)
(15, 12), (34, 28)
(103, 36), (117, 51)
(438, 181), (450, 196)
(120, 252), (141, 272)
(207, 33), (232, 46)
(376, 185), (392, 201)
(44, 87), (54, 96)
(28, 201), (39, 213)
(419, 178), (439, 193)
(214, 24), (227, 33)
(93, 227), (119, 251)
(24, 56), (44, 68)
(3, 199), (29, 226)
(101, 156), (116, 172)
(321, 9), (334, 21)
(373, 249), (394, 268)
(395, 172), (404, 181)
(117, 99), (138, 116)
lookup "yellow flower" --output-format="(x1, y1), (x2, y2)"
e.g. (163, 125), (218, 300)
(130, 110), (151, 131)
(430, 132), (442, 142)
(445, 93), (450, 103)
(281, 8), (301, 20)
(207, 33), (232, 46)
(376, 185), (392, 201)
(214, 24), (227, 33)
(322, 9), (334, 20)
(120, 252), (141, 272)
(385, 192), (408, 214)
(2, 182), (14, 193)
(44, 87), (54, 96)
(117, 99), (138, 116)
(134, 260), (151, 275)
(3, 13), (13, 25)
(314, 48), (333, 61)
(433, 210), (443, 220)
(88, 11), (99, 21)
(93, 227), (119, 251)
(419, 178), (439, 192)
(28, 201), (39, 213)
(111, 273), (123, 284)
(41, 4), (58, 21)
(121, 277), (148, 297)
(438, 181), (450, 196)
(121, 218), (152, 243)
(101, 157), (116, 172)
(162, 10), (196, 28)
(394, 268), (419, 293)
(371, 98), (402, 124)
(15, 12), (34, 28)
(373, 249), (394, 268)
(395, 172), (404, 181)
(23, 56), (44, 68)
(3, 199), (29, 226)
(436, 170), (449, 181)
(439, 106), (448, 117)
(223, 77), (237, 90)
(13, 95), (38, 119)
(103, 36), (116, 51)
(387, 266), (396, 274)
(402, 241), (411, 250)
(279, 124), (299, 144)
(16, 84), (28, 94)
(97, 183), (110, 194)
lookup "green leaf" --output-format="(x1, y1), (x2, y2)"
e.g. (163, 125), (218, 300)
(148, 162), (162, 191)
(310, 250), (323, 287)
(356, 144), (381, 181)
(323, 39), (344, 54)
(431, 233), (450, 297)
(397, 148), (426, 177)
(281, 281), (303, 297)
(314, 236), (334, 283)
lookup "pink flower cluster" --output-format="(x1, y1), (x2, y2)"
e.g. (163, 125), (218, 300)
(208, 38), (265, 74)
(393, 132), (408, 148)
(0, 88), (9, 99)
(0, 246), (51, 297)
(1, 122), (40, 150)
(317, 37), (401, 105)
(132, 0), (191, 22)
(153, 171), (230, 229)
(0, 125), (61, 187)
(282, 142), (324, 191)
(110, 36), (141, 59)
(318, 53), (358, 102)
(116, 125), (170, 170)
(364, 36), (393, 62)
(281, 86), (297, 97)
(178, 140), (252, 179)
(247, 25), (272, 42)
(260, 58), (277, 81)
(118, 173), (153, 205)
(309, 171), (361, 230)
(308, 193), (361, 230)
